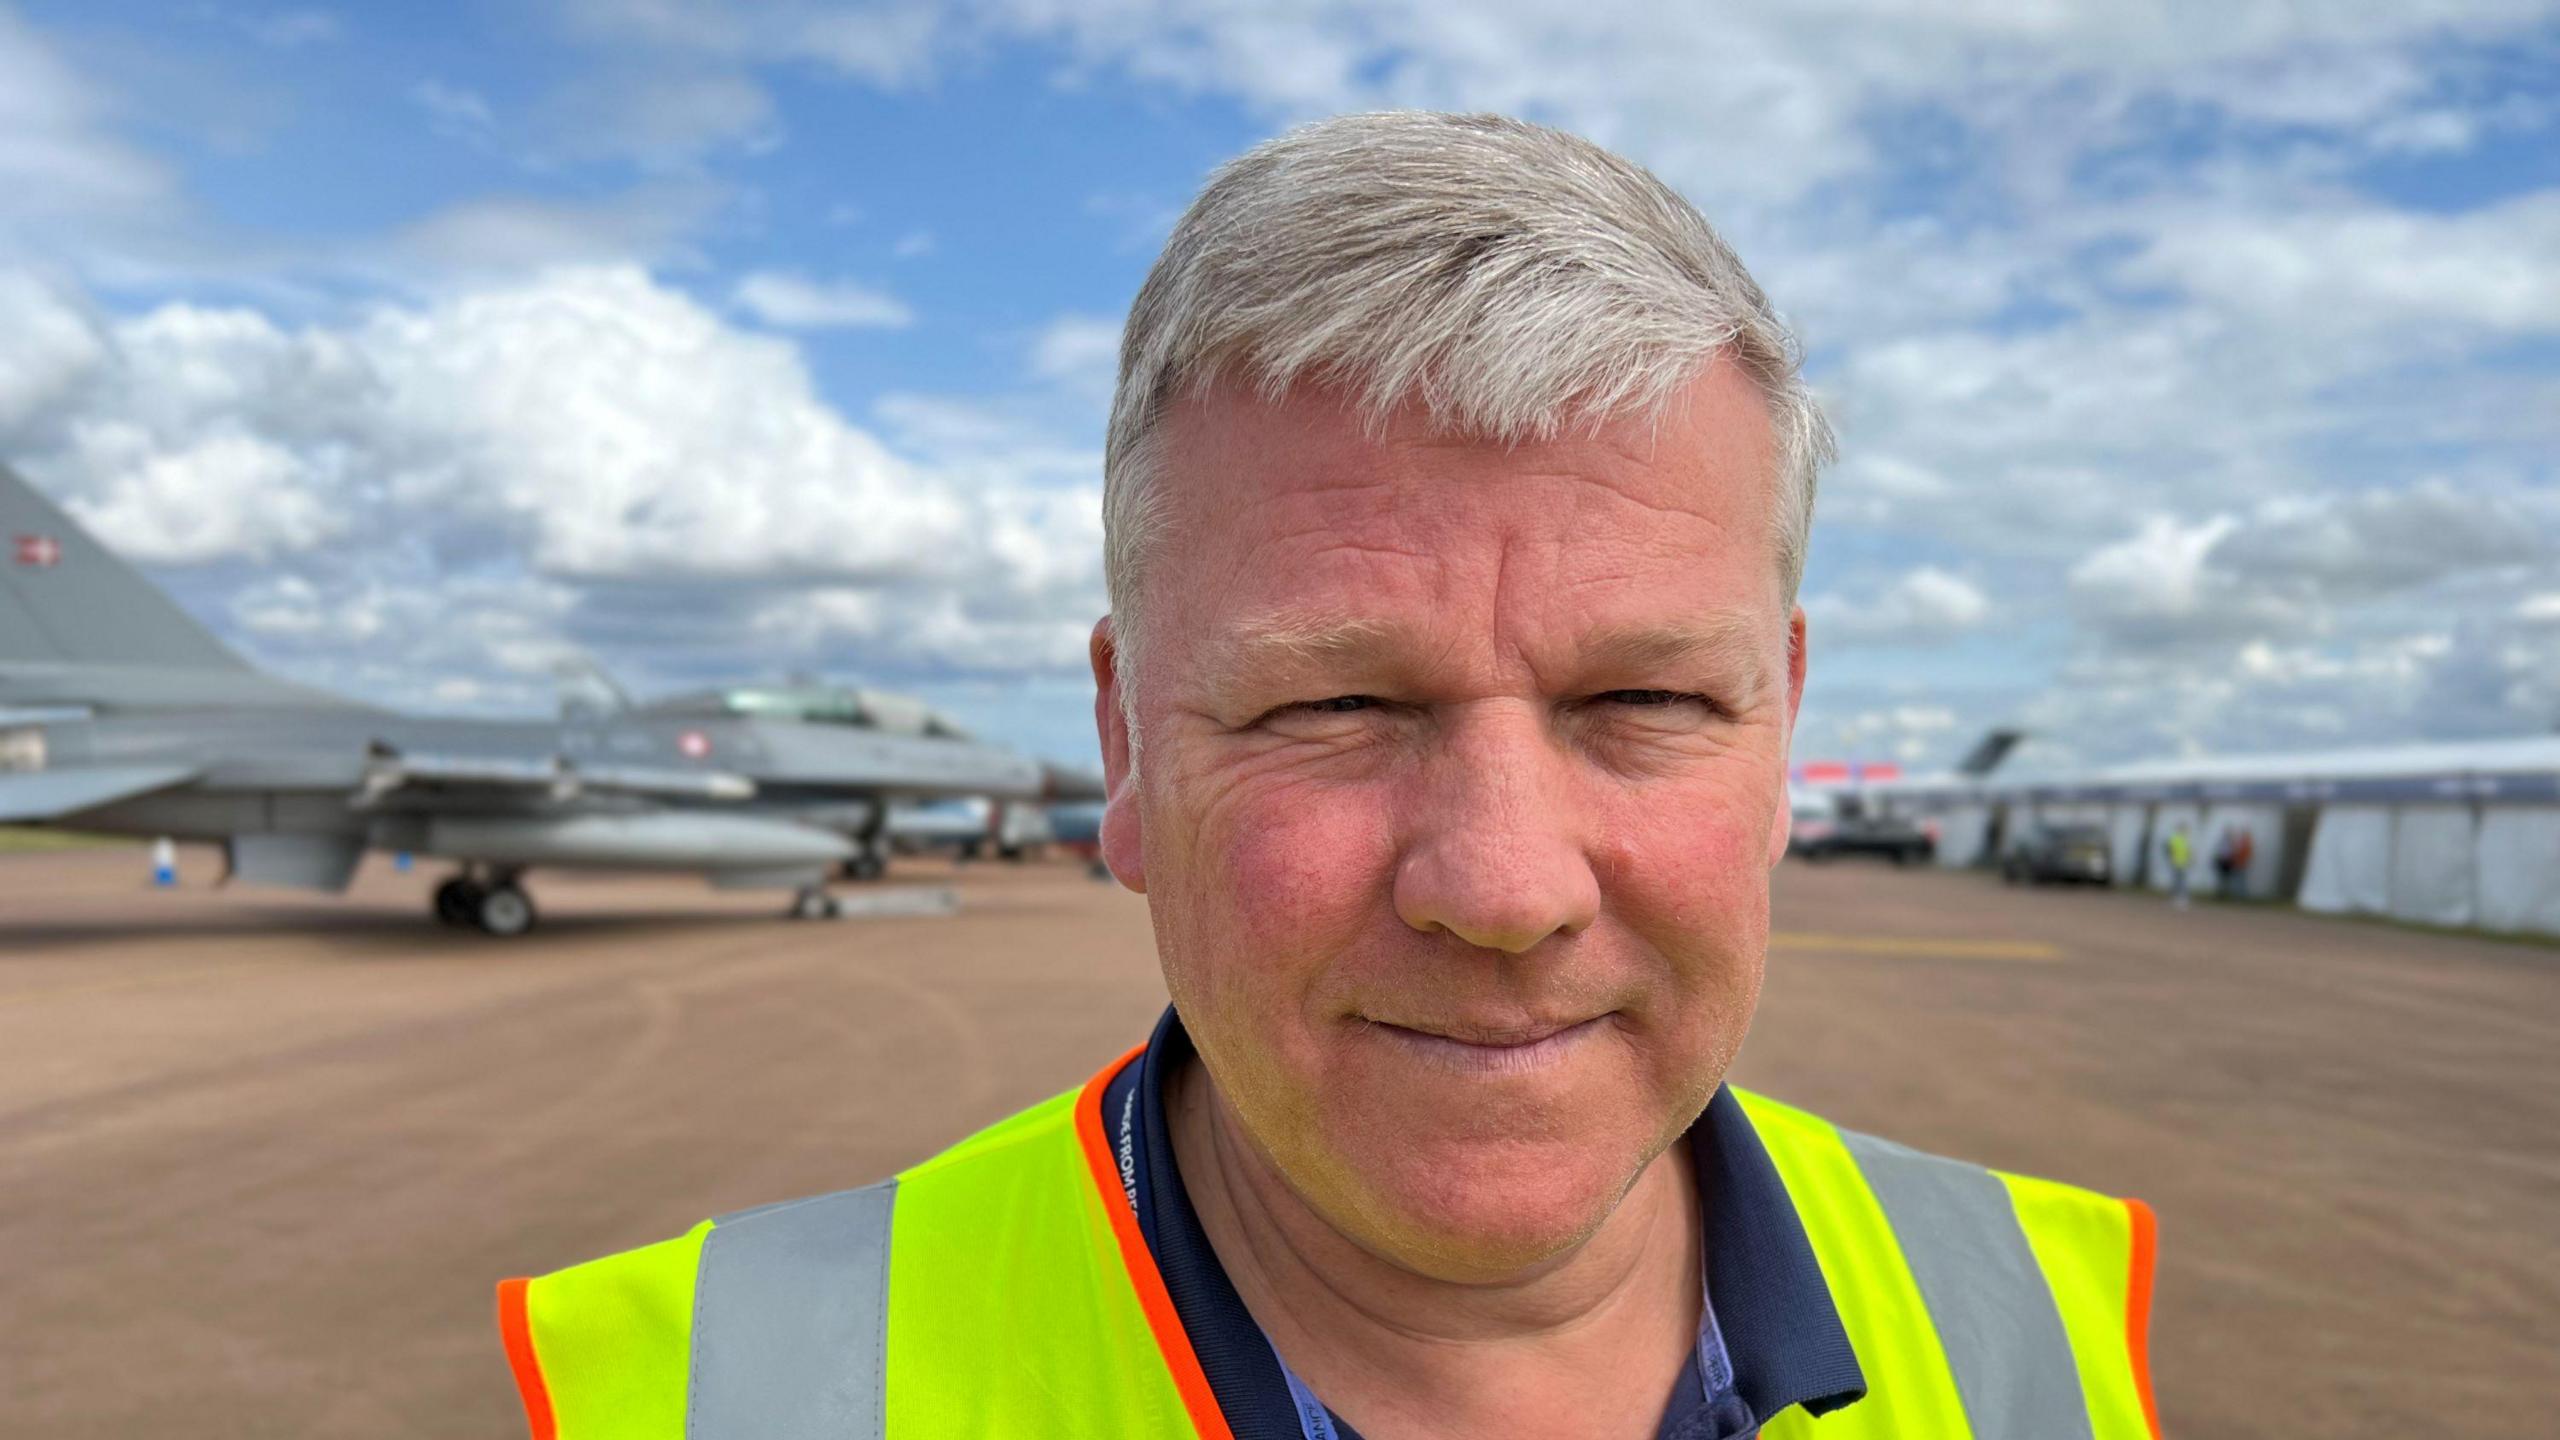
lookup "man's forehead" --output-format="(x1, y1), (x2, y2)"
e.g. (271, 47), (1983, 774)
(1144, 369), (1790, 670)
(1156, 365), (1777, 507)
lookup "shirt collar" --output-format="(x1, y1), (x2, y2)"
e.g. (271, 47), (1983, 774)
(1112, 1007), (1866, 1433)
(1687, 1083), (1867, 1420)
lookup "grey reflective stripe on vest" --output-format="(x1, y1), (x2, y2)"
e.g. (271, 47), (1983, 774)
(688, 1180), (897, 1440)
(1839, 1131), (2094, 1440)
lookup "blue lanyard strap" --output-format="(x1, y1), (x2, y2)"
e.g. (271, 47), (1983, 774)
(1268, 1339), (1343, 1440)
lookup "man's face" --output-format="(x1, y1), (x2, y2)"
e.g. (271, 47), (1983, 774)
(1094, 366), (1806, 1280)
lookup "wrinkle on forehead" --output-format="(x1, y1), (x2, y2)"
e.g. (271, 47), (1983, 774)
(1199, 605), (1778, 712)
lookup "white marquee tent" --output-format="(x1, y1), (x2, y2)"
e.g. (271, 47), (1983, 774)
(1878, 736), (2560, 941)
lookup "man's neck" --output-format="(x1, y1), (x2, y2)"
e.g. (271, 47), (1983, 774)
(1168, 1054), (1702, 1440)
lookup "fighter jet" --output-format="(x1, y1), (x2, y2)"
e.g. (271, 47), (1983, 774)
(0, 462), (1059, 934)
(634, 679), (1107, 869)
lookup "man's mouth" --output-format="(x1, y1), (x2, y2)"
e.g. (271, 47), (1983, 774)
(1360, 1014), (1611, 1075)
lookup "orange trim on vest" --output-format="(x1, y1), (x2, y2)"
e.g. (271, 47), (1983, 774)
(2122, 1198), (2162, 1440)
(495, 1277), (559, 1440)
(1073, 1045), (1240, 1440)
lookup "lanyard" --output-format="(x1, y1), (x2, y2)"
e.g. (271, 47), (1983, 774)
(1268, 1340), (1343, 1440)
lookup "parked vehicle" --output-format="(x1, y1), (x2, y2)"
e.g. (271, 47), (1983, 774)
(1790, 792), (1936, 866)
(2003, 823), (2115, 885)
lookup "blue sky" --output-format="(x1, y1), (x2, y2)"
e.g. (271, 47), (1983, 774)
(2, 2), (2556, 772)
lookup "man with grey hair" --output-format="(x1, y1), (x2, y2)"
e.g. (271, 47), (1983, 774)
(498, 113), (2163, 1440)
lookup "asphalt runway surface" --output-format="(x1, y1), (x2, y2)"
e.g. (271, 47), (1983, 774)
(4, 846), (2553, 1437)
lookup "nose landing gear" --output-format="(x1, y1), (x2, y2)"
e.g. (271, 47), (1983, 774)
(789, 885), (841, 921)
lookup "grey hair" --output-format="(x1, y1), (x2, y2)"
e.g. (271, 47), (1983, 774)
(1102, 111), (1830, 736)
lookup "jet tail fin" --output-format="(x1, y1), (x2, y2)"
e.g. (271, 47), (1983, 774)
(0, 463), (253, 671)
(1954, 727), (2025, 777)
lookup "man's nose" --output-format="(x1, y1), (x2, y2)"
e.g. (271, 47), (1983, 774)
(1391, 708), (1601, 954)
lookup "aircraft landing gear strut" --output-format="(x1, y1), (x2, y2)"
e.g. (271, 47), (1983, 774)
(432, 867), (537, 937)
(840, 811), (890, 882)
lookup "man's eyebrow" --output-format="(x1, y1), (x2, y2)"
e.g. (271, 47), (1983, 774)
(1199, 610), (1778, 703)
(1575, 613), (1773, 669)
(1227, 611), (1401, 665)
(1574, 613), (1779, 703)
(1199, 613), (1406, 697)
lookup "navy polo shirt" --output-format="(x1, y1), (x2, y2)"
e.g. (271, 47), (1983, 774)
(1097, 1009), (1867, 1440)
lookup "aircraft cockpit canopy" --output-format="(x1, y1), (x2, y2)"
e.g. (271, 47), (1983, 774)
(645, 685), (975, 740)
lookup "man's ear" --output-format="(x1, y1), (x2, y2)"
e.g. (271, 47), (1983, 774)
(1092, 616), (1146, 893)
(1767, 606), (1808, 870)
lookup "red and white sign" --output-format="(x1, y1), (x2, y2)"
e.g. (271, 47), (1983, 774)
(14, 533), (61, 568)
(676, 730), (713, 760)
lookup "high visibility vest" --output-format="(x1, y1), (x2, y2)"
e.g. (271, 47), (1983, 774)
(498, 1050), (2163, 1440)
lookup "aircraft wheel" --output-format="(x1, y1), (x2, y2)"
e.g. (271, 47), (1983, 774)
(847, 852), (886, 882)
(434, 878), (483, 926)
(791, 887), (837, 921)
(475, 883), (537, 937)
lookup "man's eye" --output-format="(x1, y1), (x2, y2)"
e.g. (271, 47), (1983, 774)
(1296, 695), (1378, 714)
(1597, 689), (1699, 707)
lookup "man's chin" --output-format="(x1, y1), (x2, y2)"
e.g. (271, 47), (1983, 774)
(1327, 1136), (1645, 1283)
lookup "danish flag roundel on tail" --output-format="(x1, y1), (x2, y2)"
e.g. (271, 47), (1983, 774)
(677, 730), (712, 760)
(14, 533), (61, 568)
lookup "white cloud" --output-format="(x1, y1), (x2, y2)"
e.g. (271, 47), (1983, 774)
(2211, 484), (2545, 596)
(1806, 566), (1991, 645)
(391, 185), (721, 273)
(241, 9), (342, 49)
(732, 270), (914, 330)
(411, 79), (494, 139)
(891, 228), (935, 259)
(2069, 515), (2242, 630)
(1030, 314), (1121, 386)
(0, 9), (173, 229)
(0, 266), (1106, 701)
(355, 267), (962, 577)
(972, 1), (2559, 224)
(539, 67), (781, 168)
(1819, 703), (1961, 763)
(2124, 192), (2560, 339)
(61, 422), (341, 563)
(0, 270), (106, 431)
(2070, 488), (2548, 651)
(557, 0), (949, 87)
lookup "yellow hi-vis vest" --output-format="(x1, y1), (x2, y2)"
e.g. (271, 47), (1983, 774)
(497, 1050), (2164, 1440)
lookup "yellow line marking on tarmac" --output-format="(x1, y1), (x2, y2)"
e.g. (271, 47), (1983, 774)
(1771, 932), (2064, 961)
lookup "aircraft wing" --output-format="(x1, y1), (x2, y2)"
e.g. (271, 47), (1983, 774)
(351, 748), (756, 809)
(0, 764), (199, 822)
